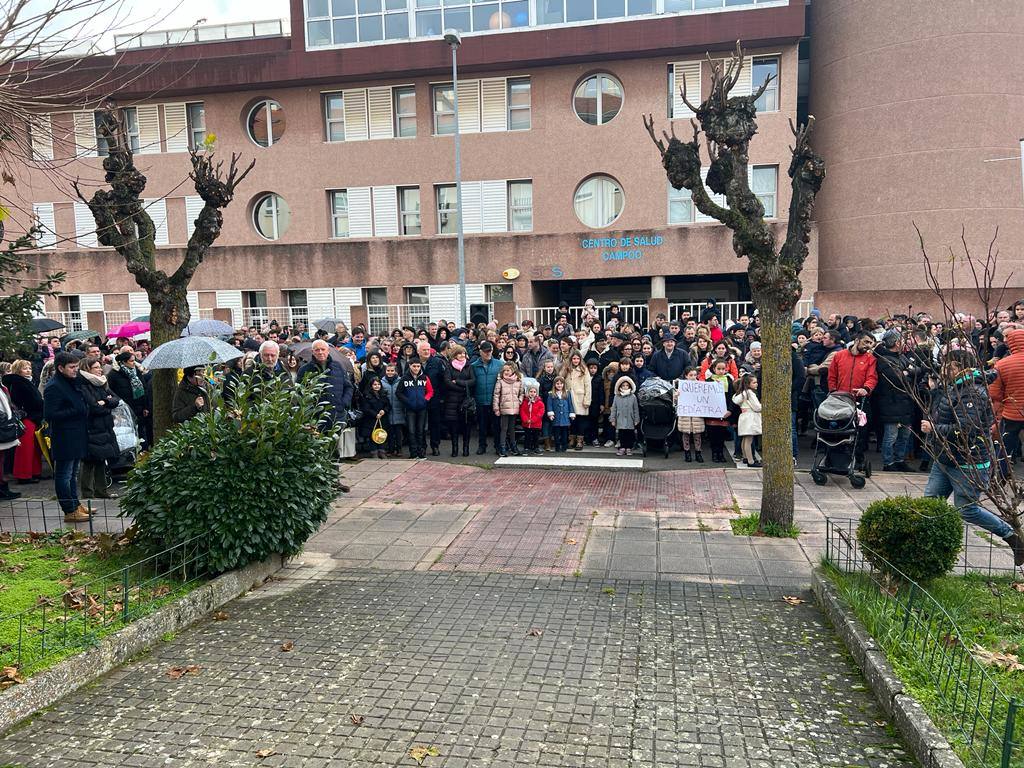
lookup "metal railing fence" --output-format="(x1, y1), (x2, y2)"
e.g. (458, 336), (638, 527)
(824, 517), (1023, 767)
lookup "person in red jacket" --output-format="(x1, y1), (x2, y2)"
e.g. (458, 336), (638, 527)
(990, 327), (1024, 476)
(828, 332), (879, 468)
(520, 384), (546, 455)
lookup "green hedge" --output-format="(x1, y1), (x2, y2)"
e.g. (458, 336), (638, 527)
(857, 495), (962, 582)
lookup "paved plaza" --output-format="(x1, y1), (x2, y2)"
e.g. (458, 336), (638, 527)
(0, 459), (976, 767)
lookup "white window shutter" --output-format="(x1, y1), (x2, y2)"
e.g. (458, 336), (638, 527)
(73, 111), (96, 157)
(481, 180), (508, 233)
(128, 293), (149, 319)
(460, 181), (482, 233)
(732, 57), (752, 97)
(672, 61), (701, 119)
(695, 166), (727, 223)
(465, 284), (486, 304)
(163, 103), (189, 152)
(215, 290), (243, 327)
(79, 294), (104, 312)
(30, 114), (54, 161)
(333, 287), (363, 326)
(144, 198), (169, 245)
(368, 87), (394, 140)
(136, 105), (161, 154)
(343, 89), (369, 141)
(186, 291), (200, 317)
(427, 284), (458, 322)
(347, 186), (373, 237)
(74, 202), (97, 247)
(32, 203), (56, 249)
(306, 288), (336, 319)
(457, 79), (480, 133)
(371, 186), (399, 237)
(480, 78), (507, 132)
(185, 196), (204, 239)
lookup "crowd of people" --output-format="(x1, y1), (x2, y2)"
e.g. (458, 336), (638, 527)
(2, 297), (1024, 560)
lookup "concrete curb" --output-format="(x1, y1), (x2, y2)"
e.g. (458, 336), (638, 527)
(811, 569), (965, 768)
(0, 553), (283, 734)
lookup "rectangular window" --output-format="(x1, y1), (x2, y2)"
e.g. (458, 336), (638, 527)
(394, 86), (416, 137)
(432, 85), (455, 135)
(508, 180), (532, 232)
(752, 56), (779, 112)
(435, 184), (458, 234)
(399, 186), (421, 235)
(668, 182), (694, 225)
(325, 93), (345, 141)
(507, 78), (531, 130)
(330, 190), (350, 237)
(96, 108), (139, 154)
(406, 286), (429, 305)
(306, 0), (411, 47)
(752, 165), (778, 218)
(186, 102), (206, 149)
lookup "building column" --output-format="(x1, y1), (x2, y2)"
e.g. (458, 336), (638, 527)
(650, 275), (666, 300)
(648, 276), (668, 325)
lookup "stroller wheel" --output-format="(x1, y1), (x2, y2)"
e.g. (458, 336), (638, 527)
(663, 445), (670, 459)
(850, 474), (866, 489)
(810, 469), (828, 486)
(863, 461), (872, 478)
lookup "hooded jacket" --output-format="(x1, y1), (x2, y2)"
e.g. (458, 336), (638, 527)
(929, 369), (995, 469)
(872, 345), (917, 424)
(990, 329), (1024, 422)
(609, 379), (640, 431)
(78, 371), (121, 461)
(398, 369), (434, 412)
(519, 394), (546, 429)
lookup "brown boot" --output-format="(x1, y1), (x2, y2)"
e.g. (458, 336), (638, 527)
(544, 438), (554, 452)
(63, 504), (91, 523)
(574, 435), (584, 451)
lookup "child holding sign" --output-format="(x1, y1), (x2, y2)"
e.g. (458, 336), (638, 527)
(705, 359), (735, 463)
(732, 374), (763, 468)
(676, 368), (705, 463)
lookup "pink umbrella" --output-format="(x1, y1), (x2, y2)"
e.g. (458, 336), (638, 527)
(107, 321), (151, 338)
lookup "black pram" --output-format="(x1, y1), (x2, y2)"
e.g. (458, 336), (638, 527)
(637, 377), (676, 458)
(809, 391), (871, 488)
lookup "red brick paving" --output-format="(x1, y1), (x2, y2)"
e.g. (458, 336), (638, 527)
(377, 464), (733, 574)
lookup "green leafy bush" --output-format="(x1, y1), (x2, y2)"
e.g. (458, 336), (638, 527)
(856, 496), (963, 582)
(122, 371), (340, 574)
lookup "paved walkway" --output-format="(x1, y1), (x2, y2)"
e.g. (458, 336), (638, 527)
(0, 461), (927, 767)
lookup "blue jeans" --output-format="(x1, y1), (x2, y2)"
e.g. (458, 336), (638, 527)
(924, 462), (1011, 539)
(791, 411), (798, 458)
(881, 422), (911, 466)
(54, 458), (81, 514)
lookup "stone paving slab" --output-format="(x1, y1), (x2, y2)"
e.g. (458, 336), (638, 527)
(0, 571), (915, 768)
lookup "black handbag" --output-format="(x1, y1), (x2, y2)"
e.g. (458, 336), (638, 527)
(0, 414), (25, 443)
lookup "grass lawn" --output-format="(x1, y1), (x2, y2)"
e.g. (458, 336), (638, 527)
(826, 566), (1024, 767)
(0, 531), (204, 680)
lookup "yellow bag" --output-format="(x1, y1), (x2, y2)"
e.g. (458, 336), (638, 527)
(371, 417), (388, 445)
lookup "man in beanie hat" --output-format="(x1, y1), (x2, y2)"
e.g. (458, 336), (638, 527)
(649, 333), (690, 381)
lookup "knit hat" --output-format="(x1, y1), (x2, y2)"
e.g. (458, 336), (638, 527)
(882, 329), (902, 348)
(749, 341), (762, 350)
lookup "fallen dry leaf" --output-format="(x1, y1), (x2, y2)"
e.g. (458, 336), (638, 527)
(212, 611), (229, 621)
(151, 585), (172, 598)
(255, 747), (278, 758)
(972, 645), (1024, 672)
(350, 714), (364, 726)
(165, 664), (201, 680)
(1011, 582), (1024, 593)
(62, 589), (85, 611)
(0, 666), (24, 689)
(565, 538), (577, 546)
(408, 745), (440, 765)
(527, 628), (543, 637)
(782, 595), (805, 606)
(940, 633), (960, 649)
(280, 641), (294, 652)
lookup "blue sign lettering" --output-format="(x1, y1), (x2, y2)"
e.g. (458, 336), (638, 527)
(580, 232), (662, 262)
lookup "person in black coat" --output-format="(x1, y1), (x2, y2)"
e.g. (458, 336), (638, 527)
(43, 352), (91, 522)
(107, 351), (151, 447)
(442, 347), (476, 457)
(77, 357), (121, 499)
(649, 335), (691, 381)
(357, 375), (391, 458)
(873, 330), (919, 471)
(297, 340), (354, 427)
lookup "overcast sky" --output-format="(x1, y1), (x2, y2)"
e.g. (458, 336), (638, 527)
(117, 0), (291, 36)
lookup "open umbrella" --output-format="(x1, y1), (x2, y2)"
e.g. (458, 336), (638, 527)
(180, 318), (234, 337)
(107, 321), (150, 338)
(313, 317), (343, 333)
(290, 341), (347, 366)
(61, 330), (102, 343)
(132, 314), (150, 322)
(31, 317), (65, 333)
(141, 337), (242, 370)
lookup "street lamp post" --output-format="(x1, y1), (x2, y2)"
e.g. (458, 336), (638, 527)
(444, 29), (467, 327)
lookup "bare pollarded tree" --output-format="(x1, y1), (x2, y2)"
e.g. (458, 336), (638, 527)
(74, 109), (254, 441)
(643, 42), (826, 531)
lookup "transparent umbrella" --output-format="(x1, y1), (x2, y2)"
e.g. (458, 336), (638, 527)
(140, 337), (242, 370)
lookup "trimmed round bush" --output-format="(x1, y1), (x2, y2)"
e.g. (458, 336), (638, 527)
(856, 495), (963, 582)
(123, 372), (340, 574)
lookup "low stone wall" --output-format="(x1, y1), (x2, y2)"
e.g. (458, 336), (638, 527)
(0, 554), (282, 733)
(811, 569), (965, 768)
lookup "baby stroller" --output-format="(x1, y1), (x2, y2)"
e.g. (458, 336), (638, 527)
(809, 391), (871, 488)
(637, 377), (676, 458)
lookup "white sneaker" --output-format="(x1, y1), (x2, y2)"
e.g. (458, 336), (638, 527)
(604, 440), (615, 448)
(625, 449), (633, 456)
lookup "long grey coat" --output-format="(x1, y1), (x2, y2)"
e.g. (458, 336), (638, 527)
(609, 382), (640, 431)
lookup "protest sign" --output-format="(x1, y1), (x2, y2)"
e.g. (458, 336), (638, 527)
(676, 379), (728, 419)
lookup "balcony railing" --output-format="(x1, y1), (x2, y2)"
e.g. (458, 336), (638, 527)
(668, 299), (814, 325)
(114, 19), (287, 51)
(240, 306), (309, 330)
(45, 311), (85, 332)
(517, 304), (648, 329)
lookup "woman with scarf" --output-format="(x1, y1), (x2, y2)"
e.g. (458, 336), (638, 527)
(2, 359), (43, 484)
(78, 356), (121, 499)
(107, 351), (150, 447)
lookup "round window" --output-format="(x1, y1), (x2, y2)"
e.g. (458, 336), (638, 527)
(573, 74), (623, 126)
(252, 193), (290, 240)
(574, 176), (623, 229)
(246, 100), (285, 147)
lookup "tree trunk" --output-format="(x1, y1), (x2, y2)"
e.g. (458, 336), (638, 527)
(755, 301), (795, 529)
(147, 285), (188, 443)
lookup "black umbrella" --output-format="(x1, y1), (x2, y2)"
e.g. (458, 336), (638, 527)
(31, 317), (65, 333)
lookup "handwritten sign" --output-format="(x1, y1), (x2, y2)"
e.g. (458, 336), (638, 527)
(676, 379), (728, 419)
